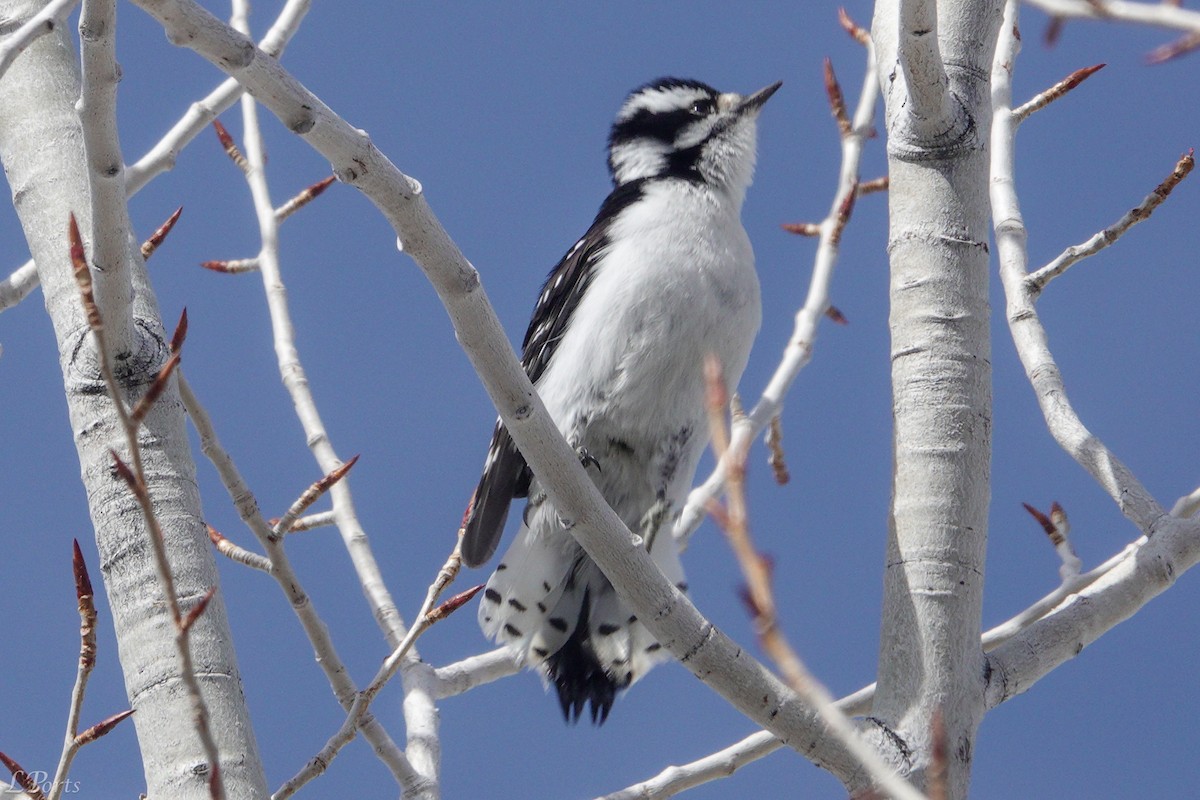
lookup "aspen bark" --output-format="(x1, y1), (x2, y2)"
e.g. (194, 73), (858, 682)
(864, 2), (1004, 796)
(0, 2), (267, 796)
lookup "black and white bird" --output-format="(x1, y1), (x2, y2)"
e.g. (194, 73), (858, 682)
(463, 77), (779, 723)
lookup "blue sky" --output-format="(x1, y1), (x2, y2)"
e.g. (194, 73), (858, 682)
(2, 2), (1198, 798)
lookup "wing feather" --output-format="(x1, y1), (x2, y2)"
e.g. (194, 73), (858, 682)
(461, 181), (648, 566)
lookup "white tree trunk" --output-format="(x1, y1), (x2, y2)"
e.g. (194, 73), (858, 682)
(0, 2), (267, 797)
(866, 1), (1003, 796)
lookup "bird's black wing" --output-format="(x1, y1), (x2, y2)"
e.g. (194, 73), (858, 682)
(461, 181), (648, 567)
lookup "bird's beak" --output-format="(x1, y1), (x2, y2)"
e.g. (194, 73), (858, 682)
(738, 81), (783, 115)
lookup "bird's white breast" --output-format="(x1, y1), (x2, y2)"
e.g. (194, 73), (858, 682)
(537, 180), (761, 444)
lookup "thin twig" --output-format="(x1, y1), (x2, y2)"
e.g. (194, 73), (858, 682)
(271, 456), (359, 540)
(200, 257), (260, 273)
(179, 373), (416, 790)
(207, 524), (272, 572)
(992, 0), (1165, 534)
(1027, 150), (1193, 291)
(1146, 29), (1200, 62)
(48, 541), (100, 800)
(675, 33), (880, 547)
(218, 28), (427, 780)
(78, 0), (135, 356)
(432, 647), (524, 699)
(199, 175), (336, 272)
(274, 547), (475, 799)
(70, 215), (225, 799)
(1023, 501), (1081, 581)
(858, 176), (889, 195)
(766, 415), (789, 485)
(0, 0), (79, 82)
(703, 359), (926, 800)
(1012, 63), (1105, 122)
(1171, 485), (1200, 519)
(839, 7), (872, 45)
(0, 260), (39, 313)
(283, 509), (337, 532)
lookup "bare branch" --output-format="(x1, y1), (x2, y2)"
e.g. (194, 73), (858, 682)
(897, 0), (956, 134)
(705, 360), (926, 800)
(49, 540), (99, 800)
(271, 455), (359, 540)
(207, 524), (272, 572)
(1, 0), (315, 312)
(0, 260), (39, 313)
(179, 372), (416, 790)
(283, 509), (337, 532)
(219, 28), (430, 779)
(78, 0), (135, 355)
(0, 0), (78, 82)
(990, 5), (1166, 533)
(1171, 485), (1200, 519)
(275, 543), (466, 799)
(1027, 150), (1194, 291)
(984, 516), (1200, 709)
(1023, 0), (1200, 39)
(602, 524), (1142, 799)
(432, 647), (524, 699)
(1146, 29), (1200, 62)
(1013, 63), (1105, 121)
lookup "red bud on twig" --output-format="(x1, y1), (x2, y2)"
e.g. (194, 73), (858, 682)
(141, 206), (183, 261)
(182, 587), (217, 633)
(212, 119), (248, 172)
(75, 708), (135, 746)
(170, 308), (189, 356)
(838, 8), (871, 45)
(0, 750), (47, 800)
(781, 221), (821, 237)
(425, 584), (484, 624)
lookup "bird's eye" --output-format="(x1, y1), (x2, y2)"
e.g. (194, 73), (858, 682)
(689, 99), (715, 116)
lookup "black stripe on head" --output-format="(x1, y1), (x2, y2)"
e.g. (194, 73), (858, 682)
(607, 77), (720, 183)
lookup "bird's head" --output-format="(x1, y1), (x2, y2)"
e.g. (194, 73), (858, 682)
(606, 77), (781, 199)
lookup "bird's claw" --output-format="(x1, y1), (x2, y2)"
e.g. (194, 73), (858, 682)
(577, 446), (601, 473)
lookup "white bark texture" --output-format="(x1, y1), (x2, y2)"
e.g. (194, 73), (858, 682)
(0, 2), (267, 797)
(867, 1), (1003, 796)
